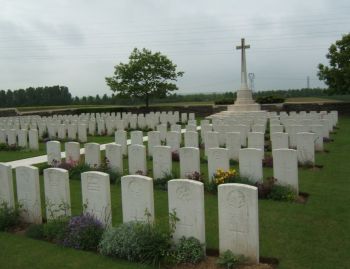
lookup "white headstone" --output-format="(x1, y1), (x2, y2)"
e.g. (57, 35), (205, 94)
(168, 179), (205, 245)
(65, 142), (80, 164)
(121, 175), (155, 222)
(115, 130), (127, 156)
(226, 132), (241, 160)
(130, 131), (143, 145)
(78, 124), (88, 143)
(181, 113), (188, 124)
(84, 143), (101, 168)
(208, 148), (229, 181)
(44, 168), (71, 219)
(184, 131), (198, 148)
(29, 129), (39, 150)
(16, 166), (42, 224)
(152, 145), (172, 179)
(81, 171), (112, 226)
(105, 143), (123, 173)
(270, 124), (284, 134)
(179, 147), (200, 178)
(218, 183), (259, 263)
(310, 124), (324, 151)
(171, 124), (182, 133)
(88, 121), (96, 136)
(0, 163), (15, 208)
(186, 124), (197, 132)
(166, 131), (181, 152)
(272, 149), (298, 193)
(296, 132), (315, 165)
(204, 131), (219, 156)
(157, 124), (167, 141)
(47, 141), (62, 165)
(18, 129), (28, 148)
(57, 124), (66, 140)
(0, 129), (6, 144)
(67, 124), (77, 140)
(248, 132), (265, 151)
(147, 131), (161, 157)
(239, 148), (263, 183)
(128, 144), (147, 175)
(7, 129), (17, 145)
(271, 132), (289, 150)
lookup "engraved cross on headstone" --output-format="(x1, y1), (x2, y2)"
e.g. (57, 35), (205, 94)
(236, 38), (250, 90)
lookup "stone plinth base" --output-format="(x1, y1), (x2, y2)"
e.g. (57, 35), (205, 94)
(207, 110), (267, 119)
(227, 103), (261, 112)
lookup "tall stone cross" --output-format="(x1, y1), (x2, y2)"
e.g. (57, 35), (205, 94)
(236, 38), (250, 90)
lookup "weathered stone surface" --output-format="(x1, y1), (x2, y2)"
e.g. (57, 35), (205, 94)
(271, 132), (289, 150)
(272, 149), (298, 193)
(84, 143), (101, 168)
(128, 144), (147, 175)
(115, 130), (127, 156)
(121, 175), (154, 222)
(16, 166), (42, 224)
(44, 168), (71, 219)
(0, 163), (15, 208)
(152, 145), (172, 179)
(47, 141), (61, 165)
(218, 183), (259, 263)
(239, 148), (263, 182)
(105, 143), (123, 173)
(208, 148), (229, 181)
(81, 171), (112, 226)
(179, 147), (200, 178)
(226, 132), (241, 160)
(168, 179), (205, 244)
(65, 142), (80, 164)
(296, 132), (315, 165)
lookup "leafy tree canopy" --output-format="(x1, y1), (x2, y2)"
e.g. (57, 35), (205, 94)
(318, 33), (350, 94)
(106, 48), (184, 107)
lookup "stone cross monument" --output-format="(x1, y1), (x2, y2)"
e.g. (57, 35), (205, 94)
(227, 38), (261, 112)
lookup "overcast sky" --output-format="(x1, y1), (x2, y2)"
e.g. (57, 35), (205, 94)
(0, 0), (349, 97)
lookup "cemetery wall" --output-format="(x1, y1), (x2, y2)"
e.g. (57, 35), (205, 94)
(282, 102), (350, 115)
(16, 105), (226, 118)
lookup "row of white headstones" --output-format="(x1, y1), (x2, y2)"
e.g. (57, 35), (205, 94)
(0, 111), (197, 145)
(0, 164), (260, 263)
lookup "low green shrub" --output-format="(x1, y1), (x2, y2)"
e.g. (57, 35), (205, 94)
(62, 213), (104, 250)
(99, 221), (171, 266)
(216, 250), (244, 268)
(256, 95), (285, 104)
(154, 173), (176, 191)
(268, 184), (297, 202)
(25, 224), (45, 240)
(205, 173), (297, 202)
(172, 236), (205, 264)
(43, 217), (69, 243)
(0, 203), (21, 231)
(214, 99), (234, 105)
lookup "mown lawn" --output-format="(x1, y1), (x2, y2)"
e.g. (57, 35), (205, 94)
(1, 116), (350, 269)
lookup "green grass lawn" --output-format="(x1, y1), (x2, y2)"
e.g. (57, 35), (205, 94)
(1, 117), (350, 269)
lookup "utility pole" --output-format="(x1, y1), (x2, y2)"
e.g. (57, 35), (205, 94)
(307, 76), (310, 89)
(248, 73), (255, 92)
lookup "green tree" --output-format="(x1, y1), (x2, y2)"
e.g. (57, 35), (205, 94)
(318, 33), (350, 94)
(106, 48), (184, 108)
